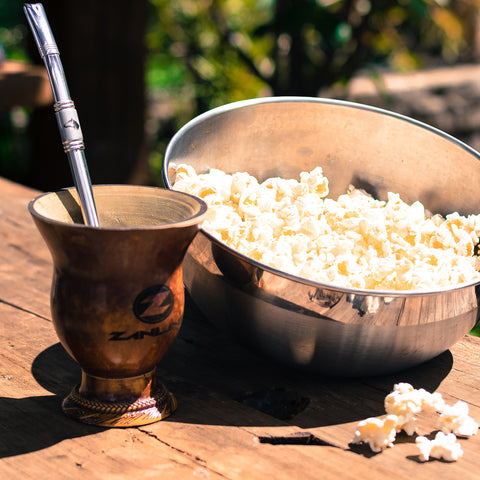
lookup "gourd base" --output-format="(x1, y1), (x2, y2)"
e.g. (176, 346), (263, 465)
(62, 369), (177, 427)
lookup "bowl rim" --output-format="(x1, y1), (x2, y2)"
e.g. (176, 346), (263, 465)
(163, 96), (480, 297)
(163, 96), (480, 188)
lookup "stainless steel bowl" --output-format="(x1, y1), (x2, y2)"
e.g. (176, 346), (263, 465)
(162, 97), (480, 376)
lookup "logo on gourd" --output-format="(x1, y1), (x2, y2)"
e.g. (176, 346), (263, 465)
(133, 285), (174, 324)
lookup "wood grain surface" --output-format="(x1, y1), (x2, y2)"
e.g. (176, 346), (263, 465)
(1, 176), (479, 479)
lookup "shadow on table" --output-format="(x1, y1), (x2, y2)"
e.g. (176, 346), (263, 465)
(0, 343), (103, 459)
(2, 296), (453, 459)
(157, 296), (454, 429)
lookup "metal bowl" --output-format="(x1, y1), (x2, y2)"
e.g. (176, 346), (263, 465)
(162, 97), (480, 376)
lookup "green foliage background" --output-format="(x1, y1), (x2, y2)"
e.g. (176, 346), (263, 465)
(1, 0), (479, 182)
(145, 0), (477, 115)
(143, 0), (480, 179)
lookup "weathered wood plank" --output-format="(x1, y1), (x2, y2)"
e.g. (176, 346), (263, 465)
(0, 302), (394, 480)
(0, 303), (227, 480)
(0, 178), (52, 319)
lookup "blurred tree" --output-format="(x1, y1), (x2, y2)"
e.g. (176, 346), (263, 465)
(0, 1), (28, 60)
(145, 0), (479, 182)
(0, 1), (31, 184)
(25, 0), (148, 191)
(147, 0), (480, 111)
(0, 0), (479, 188)
(0, 0), (148, 191)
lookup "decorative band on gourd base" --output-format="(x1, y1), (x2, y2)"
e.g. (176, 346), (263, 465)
(62, 369), (177, 427)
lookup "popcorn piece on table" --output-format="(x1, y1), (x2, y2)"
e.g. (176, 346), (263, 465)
(352, 383), (477, 459)
(351, 415), (398, 453)
(384, 382), (446, 435)
(415, 432), (463, 462)
(438, 400), (479, 437)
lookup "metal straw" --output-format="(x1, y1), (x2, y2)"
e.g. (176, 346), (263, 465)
(24, 3), (99, 227)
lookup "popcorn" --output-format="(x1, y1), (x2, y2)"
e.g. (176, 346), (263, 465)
(351, 415), (398, 452)
(438, 401), (479, 437)
(173, 164), (480, 291)
(416, 432), (464, 462)
(384, 382), (446, 435)
(351, 383), (478, 462)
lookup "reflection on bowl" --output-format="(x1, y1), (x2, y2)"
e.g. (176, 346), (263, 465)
(163, 97), (480, 376)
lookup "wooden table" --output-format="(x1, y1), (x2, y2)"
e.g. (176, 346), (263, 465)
(1, 176), (479, 480)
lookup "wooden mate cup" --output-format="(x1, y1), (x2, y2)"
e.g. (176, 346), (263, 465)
(29, 185), (207, 427)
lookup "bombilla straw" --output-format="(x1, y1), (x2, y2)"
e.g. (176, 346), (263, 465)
(24, 3), (99, 227)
